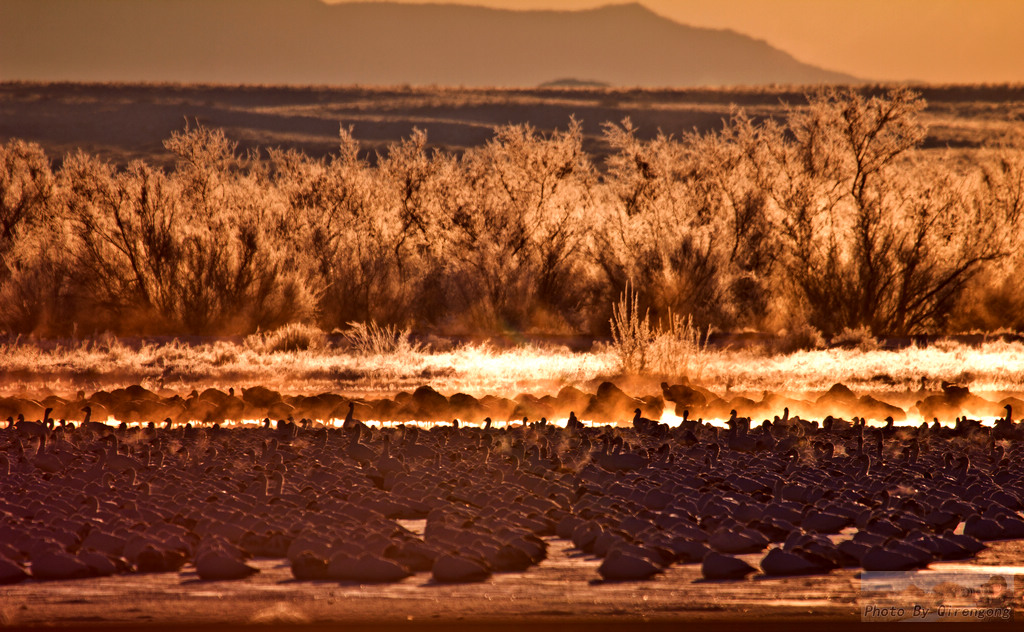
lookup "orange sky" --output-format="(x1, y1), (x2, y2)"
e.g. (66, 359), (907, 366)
(328, 0), (1024, 83)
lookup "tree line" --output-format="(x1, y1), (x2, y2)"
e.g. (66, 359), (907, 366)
(1, 87), (1022, 341)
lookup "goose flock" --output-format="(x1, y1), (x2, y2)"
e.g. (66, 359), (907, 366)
(1, 380), (1024, 591)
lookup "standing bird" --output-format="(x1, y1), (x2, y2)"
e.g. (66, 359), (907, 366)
(81, 405), (107, 433)
(994, 404), (1014, 439)
(566, 411), (583, 430)
(632, 408), (658, 433)
(342, 402), (366, 431)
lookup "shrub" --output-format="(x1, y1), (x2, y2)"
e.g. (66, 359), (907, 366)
(931, 337), (964, 353)
(0, 140), (65, 335)
(434, 119), (596, 334)
(245, 323), (327, 353)
(0, 139), (53, 258)
(608, 284), (654, 374)
(765, 88), (1022, 336)
(831, 326), (881, 352)
(648, 311), (711, 380)
(773, 322), (826, 354)
(609, 285), (713, 378)
(1, 98), (1023, 340)
(340, 321), (422, 356)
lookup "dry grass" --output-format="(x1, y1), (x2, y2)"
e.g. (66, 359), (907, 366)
(609, 286), (711, 380)
(608, 284), (653, 374)
(703, 340), (1024, 395)
(0, 337), (610, 399)
(2, 337), (1023, 405)
(244, 323), (327, 353)
(340, 321), (423, 356)
(647, 311), (711, 381)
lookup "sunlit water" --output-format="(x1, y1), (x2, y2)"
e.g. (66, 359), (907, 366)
(3, 539), (1023, 626)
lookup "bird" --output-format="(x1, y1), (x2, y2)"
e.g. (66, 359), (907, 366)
(342, 401), (366, 431)
(595, 435), (648, 472)
(345, 426), (375, 464)
(631, 408), (659, 433)
(994, 404), (1014, 439)
(30, 434), (64, 473)
(80, 405), (108, 433)
(376, 434), (406, 476)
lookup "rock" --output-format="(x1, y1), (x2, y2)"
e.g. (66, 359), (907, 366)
(555, 386), (591, 416)
(817, 383), (857, 407)
(964, 515), (1006, 541)
(661, 381), (707, 409)
(78, 551), (118, 577)
(383, 541), (437, 573)
(668, 538), (710, 563)
(242, 386), (283, 408)
(760, 547), (823, 576)
(701, 552), (755, 581)
(448, 393), (481, 420)
(30, 551), (92, 581)
(410, 386), (449, 420)
(708, 528), (769, 554)
(0, 556), (28, 584)
(291, 550), (329, 580)
(431, 553), (490, 583)
(598, 549), (661, 581)
(348, 553), (412, 583)
(861, 546), (921, 571)
(195, 551), (258, 581)
(584, 382), (643, 424)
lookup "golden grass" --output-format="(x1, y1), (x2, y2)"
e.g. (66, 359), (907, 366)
(2, 337), (1023, 403)
(705, 340), (1024, 394)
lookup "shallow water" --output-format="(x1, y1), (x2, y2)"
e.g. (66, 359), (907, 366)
(3, 538), (1024, 627)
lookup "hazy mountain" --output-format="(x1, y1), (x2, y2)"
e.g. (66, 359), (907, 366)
(0, 0), (858, 87)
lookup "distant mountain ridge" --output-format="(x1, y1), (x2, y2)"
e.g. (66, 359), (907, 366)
(0, 0), (858, 87)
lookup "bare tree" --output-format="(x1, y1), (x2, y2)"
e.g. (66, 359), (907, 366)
(0, 140), (53, 277)
(442, 119), (595, 332)
(2, 106), (1022, 338)
(761, 87), (1021, 336)
(595, 116), (774, 331)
